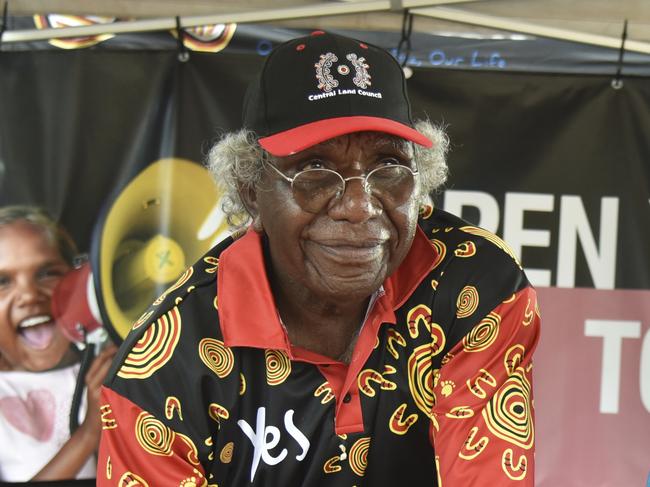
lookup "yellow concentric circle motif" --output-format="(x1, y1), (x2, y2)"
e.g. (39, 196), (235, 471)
(456, 286), (479, 319)
(117, 307), (182, 379)
(482, 368), (534, 449)
(265, 349), (291, 386)
(135, 412), (174, 456)
(348, 437), (371, 477)
(199, 338), (234, 378)
(220, 441), (234, 463)
(407, 344), (436, 419)
(463, 312), (500, 353)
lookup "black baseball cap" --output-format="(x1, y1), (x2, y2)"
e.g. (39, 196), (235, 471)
(243, 31), (432, 156)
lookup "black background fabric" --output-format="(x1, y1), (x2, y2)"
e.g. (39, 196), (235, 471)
(1, 25), (648, 289)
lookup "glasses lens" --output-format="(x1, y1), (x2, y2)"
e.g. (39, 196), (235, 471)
(367, 166), (416, 208)
(292, 169), (343, 213)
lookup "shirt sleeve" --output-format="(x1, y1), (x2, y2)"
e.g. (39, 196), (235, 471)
(97, 386), (210, 487)
(431, 285), (540, 485)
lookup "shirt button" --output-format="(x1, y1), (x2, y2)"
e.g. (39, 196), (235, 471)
(343, 393), (352, 403)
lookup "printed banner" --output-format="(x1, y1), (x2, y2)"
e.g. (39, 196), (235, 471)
(1, 25), (648, 485)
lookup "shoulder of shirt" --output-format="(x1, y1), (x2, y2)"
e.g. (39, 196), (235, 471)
(417, 208), (533, 351)
(418, 207), (524, 271)
(105, 233), (237, 380)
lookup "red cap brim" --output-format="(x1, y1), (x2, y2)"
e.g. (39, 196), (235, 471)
(258, 116), (433, 156)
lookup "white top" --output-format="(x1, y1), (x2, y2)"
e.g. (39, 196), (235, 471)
(0, 363), (96, 481)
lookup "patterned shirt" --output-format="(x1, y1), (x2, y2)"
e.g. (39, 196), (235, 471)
(98, 209), (540, 486)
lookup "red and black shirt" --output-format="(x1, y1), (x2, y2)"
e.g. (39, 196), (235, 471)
(98, 209), (540, 486)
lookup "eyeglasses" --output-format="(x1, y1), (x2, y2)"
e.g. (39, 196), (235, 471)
(265, 161), (419, 213)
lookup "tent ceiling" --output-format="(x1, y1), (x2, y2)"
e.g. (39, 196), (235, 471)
(5, 0), (650, 51)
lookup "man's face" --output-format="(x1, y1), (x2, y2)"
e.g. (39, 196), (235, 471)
(0, 221), (75, 371)
(253, 132), (420, 302)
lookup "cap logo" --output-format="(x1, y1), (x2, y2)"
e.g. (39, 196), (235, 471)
(315, 52), (371, 93)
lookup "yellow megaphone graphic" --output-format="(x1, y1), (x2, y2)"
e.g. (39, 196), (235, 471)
(90, 158), (230, 342)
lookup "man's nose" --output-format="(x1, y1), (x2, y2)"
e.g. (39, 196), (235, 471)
(328, 177), (382, 223)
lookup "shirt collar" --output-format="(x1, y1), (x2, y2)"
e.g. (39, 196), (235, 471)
(217, 225), (437, 351)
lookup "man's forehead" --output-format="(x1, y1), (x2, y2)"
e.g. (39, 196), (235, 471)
(310, 131), (412, 151)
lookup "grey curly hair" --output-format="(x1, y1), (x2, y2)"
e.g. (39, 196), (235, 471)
(207, 120), (449, 228)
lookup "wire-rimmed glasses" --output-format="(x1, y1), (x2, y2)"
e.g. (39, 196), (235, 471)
(265, 161), (419, 213)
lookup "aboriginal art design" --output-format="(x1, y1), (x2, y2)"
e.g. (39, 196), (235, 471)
(456, 286), (479, 319)
(179, 469), (208, 487)
(239, 373), (246, 395)
(132, 309), (154, 331)
(429, 239), (447, 270)
(419, 204), (433, 219)
(101, 404), (117, 430)
(482, 367), (534, 449)
(406, 305), (446, 355)
(106, 456), (112, 479)
(346, 53), (371, 89)
(459, 226), (522, 269)
(118, 471), (149, 486)
(315, 382), (335, 404)
(440, 380), (455, 397)
(386, 328), (406, 359)
(153, 267), (194, 306)
(315, 53), (339, 92)
(458, 426), (489, 460)
(173, 23), (236, 54)
(165, 396), (182, 421)
(135, 412), (174, 456)
(522, 299), (535, 326)
(199, 338), (234, 378)
(358, 368), (397, 397)
(348, 437), (370, 477)
(445, 405), (474, 419)
(389, 403), (419, 435)
(502, 448), (528, 481)
(463, 312), (500, 352)
(177, 433), (201, 465)
(208, 403), (230, 427)
(220, 442), (234, 463)
(467, 369), (497, 399)
(383, 364), (397, 376)
(118, 307), (182, 379)
(407, 344), (436, 418)
(265, 349), (291, 385)
(407, 304), (431, 338)
(504, 345), (525, 375)
(203, 256), (219, 273)
(323, 455), (342, 473)
(454, 240), (477, 258)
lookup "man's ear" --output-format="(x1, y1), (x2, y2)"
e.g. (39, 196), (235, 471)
(239, 185), (263, 233)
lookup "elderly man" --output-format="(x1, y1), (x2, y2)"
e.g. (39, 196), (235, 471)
(98, 31), (539, 486)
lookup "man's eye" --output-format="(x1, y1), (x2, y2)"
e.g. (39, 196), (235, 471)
(377, 156), (406, 167)
(299, 159), (327, 171)
(0, 275), (10, 288)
